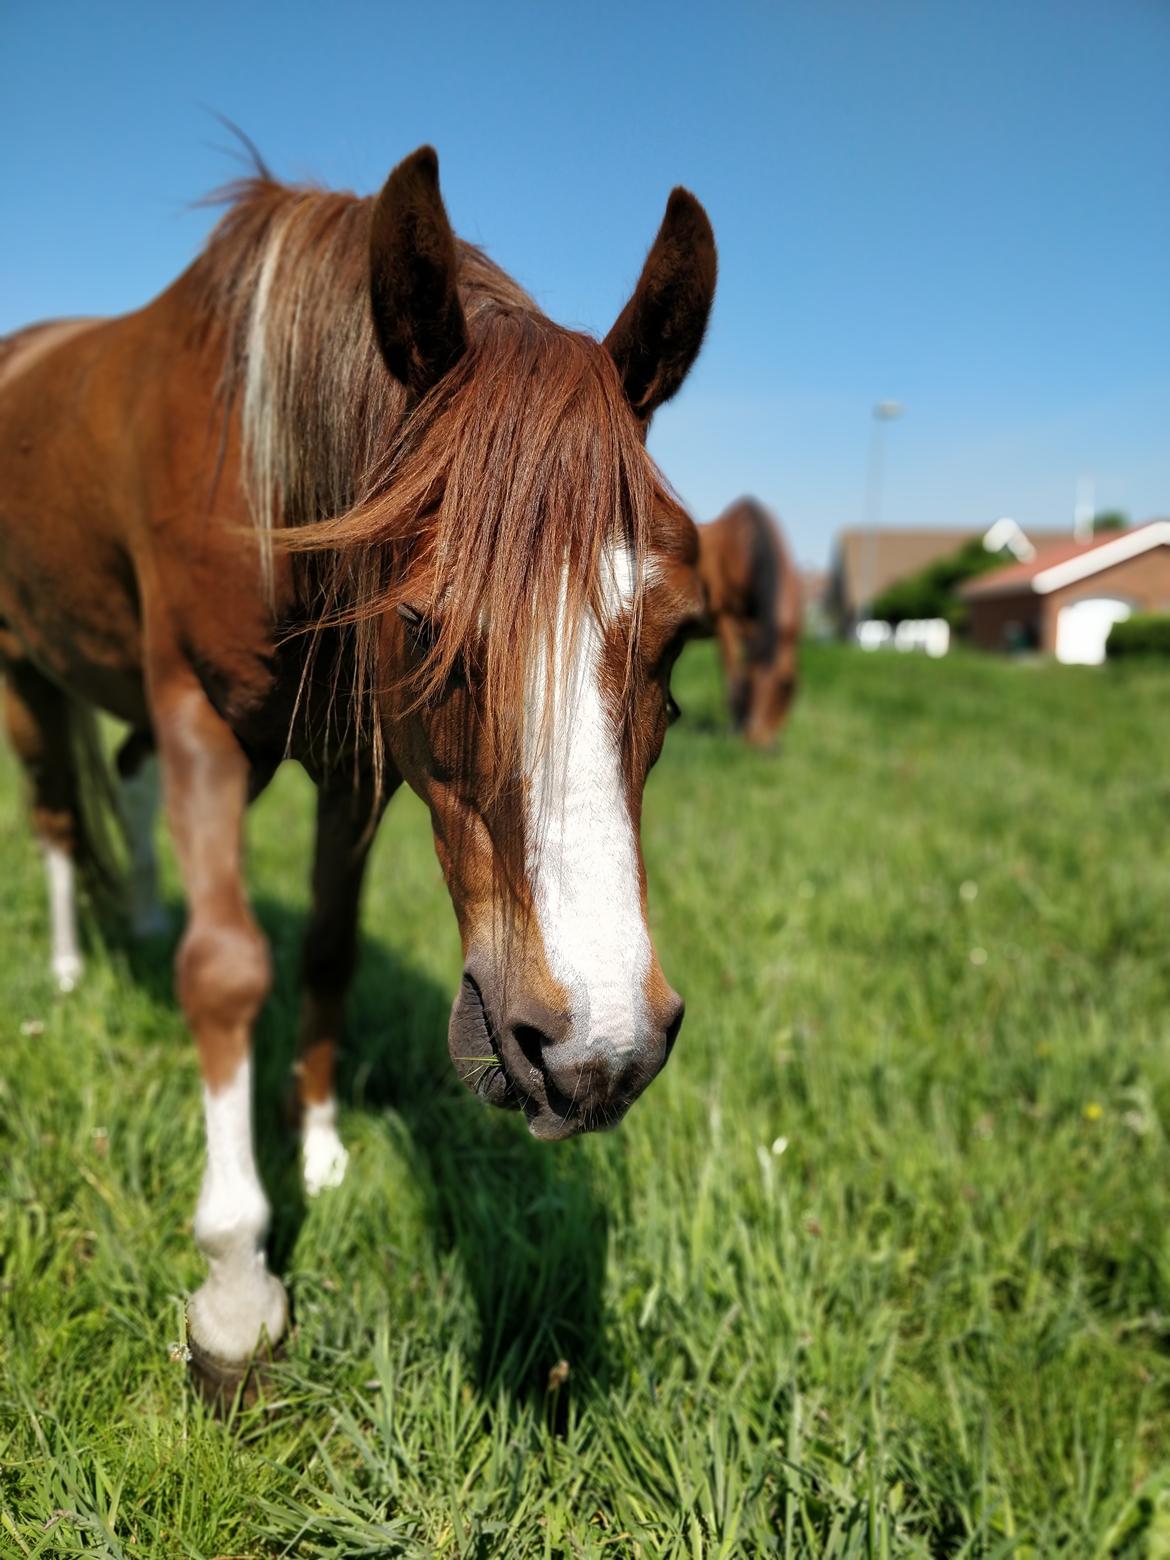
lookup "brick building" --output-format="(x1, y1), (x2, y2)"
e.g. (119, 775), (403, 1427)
(960, 521), (1170, 664)
(824, 522), (1067, 636)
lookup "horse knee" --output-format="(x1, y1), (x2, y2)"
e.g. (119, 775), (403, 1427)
(177, 918), (272, 1040)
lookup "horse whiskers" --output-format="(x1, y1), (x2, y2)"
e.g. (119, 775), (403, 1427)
(452, 1054), (502, 1088)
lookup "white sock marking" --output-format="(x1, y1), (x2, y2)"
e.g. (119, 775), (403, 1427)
(523, 546), (651, 1054)
(302, 1097), (349, 1196)
(188, 1058), (287, 1364)
(43, 843), (83, 992)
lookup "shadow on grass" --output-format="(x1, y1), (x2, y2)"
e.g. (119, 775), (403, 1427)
(122, 894), (610, 1419)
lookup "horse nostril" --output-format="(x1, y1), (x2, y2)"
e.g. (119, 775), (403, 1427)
(512, 1022), (549, 1075)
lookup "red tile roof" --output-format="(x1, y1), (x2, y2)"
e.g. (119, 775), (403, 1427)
(960, 538), (1100, 598)
(961, 524), (1170, 598)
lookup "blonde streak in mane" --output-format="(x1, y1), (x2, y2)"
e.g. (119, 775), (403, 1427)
(241, 207), (294, 602)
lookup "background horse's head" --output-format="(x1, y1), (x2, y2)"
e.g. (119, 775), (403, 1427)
(355, 149), (716, 1138)
(697, 498), (802, 750)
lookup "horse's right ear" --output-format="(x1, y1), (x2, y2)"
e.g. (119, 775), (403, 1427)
(369, 146), (469, 397)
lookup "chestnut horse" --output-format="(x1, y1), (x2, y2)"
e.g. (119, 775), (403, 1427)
(696, 497), (801, 747)
(0, 147), (716, 1396)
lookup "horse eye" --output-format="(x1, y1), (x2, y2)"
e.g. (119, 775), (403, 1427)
(397, 600), (436, 651)
(666, 693), (682, 726)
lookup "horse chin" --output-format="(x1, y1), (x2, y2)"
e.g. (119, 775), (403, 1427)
(521, 1101), (600, 1142)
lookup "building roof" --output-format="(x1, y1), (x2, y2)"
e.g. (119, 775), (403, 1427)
(960, 521), (1170, 600)
(831, 529), (971, 613)
(828, 526), (1072, 615)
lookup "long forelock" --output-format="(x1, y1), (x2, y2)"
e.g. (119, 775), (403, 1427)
(289, 310), (674, 792)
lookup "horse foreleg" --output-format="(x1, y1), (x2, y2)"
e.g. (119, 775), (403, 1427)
(296, 781), (392, 1197)
(151, 670), (286, 1401)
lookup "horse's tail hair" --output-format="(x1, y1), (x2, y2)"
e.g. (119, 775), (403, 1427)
(67, 699), (130, 914)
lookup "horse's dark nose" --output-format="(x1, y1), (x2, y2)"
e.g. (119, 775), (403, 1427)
(499, 992), (685, 1128)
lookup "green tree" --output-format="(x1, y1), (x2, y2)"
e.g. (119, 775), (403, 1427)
(1092, 509), (1129, 533)
(871, 536), (1012, 627)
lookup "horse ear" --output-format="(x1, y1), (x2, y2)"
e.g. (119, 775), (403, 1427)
(369, 146), (469, 397)
(604, 188), (717, 423)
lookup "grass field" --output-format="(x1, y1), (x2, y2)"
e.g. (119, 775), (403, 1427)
(2, 642), (1170, 1557)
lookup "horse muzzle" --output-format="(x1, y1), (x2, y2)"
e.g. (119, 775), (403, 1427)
(447, 969), (683, 1140)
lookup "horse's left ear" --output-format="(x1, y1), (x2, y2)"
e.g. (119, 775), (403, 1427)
(605, 189), (717, 423)
(369, 145), (469, 397)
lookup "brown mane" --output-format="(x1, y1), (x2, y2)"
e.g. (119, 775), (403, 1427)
(192, 178), (681, 785)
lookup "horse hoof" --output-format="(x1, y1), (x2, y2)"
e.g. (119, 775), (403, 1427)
(52, 954), (84, 993)
(187, 1335), (281, 1413)
(303, 1126), (349, 1197)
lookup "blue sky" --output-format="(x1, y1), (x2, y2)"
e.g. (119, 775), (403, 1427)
(4, 0), (1167, 564)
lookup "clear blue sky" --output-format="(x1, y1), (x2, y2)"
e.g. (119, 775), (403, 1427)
(4, 0), (1168, 565)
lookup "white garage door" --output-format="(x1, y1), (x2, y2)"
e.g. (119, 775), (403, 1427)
(1055, 597), (1132, 665)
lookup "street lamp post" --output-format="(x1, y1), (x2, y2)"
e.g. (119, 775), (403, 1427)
(858, 400), (903, 627)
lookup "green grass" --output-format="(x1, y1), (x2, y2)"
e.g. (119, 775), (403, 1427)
(3, 643), (1170, 1557)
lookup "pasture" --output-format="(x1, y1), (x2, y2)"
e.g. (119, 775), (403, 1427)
(2, 643), (1169, 1556)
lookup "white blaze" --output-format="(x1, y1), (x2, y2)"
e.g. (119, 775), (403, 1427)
(523, 546), (651, 1053)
